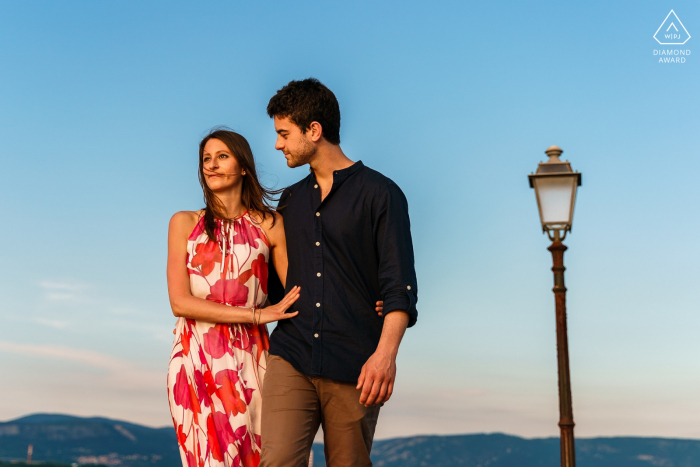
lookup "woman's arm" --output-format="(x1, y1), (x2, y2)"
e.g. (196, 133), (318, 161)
(259, 211), (290, 289)
(167, 211), (298, 324)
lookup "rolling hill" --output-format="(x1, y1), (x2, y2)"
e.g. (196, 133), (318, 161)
(2, 414), (700, 466)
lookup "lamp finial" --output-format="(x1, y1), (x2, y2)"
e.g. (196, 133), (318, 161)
(544, 145), (563, 163)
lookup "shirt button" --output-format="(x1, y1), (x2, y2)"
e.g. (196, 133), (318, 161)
(314, 333), (319, 338)
(316, 212), (320, 217)
(314, 184), (318, 188)
(317, 273), (321, 277)
(315, 242), (320, 246)
(316, 303), (321, 307)
(407, 285), (412, 290)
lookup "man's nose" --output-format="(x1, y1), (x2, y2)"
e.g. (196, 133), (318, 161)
(275, 138), (284, 150)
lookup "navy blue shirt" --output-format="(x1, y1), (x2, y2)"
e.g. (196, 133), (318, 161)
(268, 161), (418, 382)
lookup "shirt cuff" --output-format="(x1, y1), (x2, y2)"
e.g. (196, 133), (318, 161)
(382, 289), (418, 327)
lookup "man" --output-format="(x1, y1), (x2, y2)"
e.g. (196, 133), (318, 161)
(260, 78), (418, 467)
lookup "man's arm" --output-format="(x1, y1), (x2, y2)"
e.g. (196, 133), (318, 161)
(356, 182), (418, 406)
(356, 311), (409, 407)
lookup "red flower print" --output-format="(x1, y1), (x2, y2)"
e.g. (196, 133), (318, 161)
(203, 326), (232, 359)
(233, 326), (251, 354)
(236, 269), (254, 286)
(181, 328), (191, 357)
(206, 414), (224, 462)
(251, 254), (268, 294)
(189, 382), (202, 424)
(190, 240), (221, 276)
(248, 324), (269, 363)
(176, 424), (187, 451)
(207, 279), (249, 307)
(217, 371), (247, 416)
(202, 369), (217, 397)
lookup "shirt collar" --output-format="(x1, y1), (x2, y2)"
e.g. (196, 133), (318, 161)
(310, 160), (364, 181)
(333, 160), (364, 183)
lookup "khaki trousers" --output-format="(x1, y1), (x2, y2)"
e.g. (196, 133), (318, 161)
(260, 354), (381, 467)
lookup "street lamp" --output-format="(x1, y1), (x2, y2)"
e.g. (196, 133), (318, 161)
(529, 145), (581, 467)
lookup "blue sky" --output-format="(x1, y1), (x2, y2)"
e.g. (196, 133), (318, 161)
(0, 0), (699, 439)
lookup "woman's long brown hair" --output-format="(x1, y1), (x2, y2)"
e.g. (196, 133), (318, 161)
(198, 128), (281, 241)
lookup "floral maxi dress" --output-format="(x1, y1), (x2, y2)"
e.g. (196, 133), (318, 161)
(168, 214), (270, 467)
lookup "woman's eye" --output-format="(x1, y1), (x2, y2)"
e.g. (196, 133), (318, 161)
(219, 154), (228, 159)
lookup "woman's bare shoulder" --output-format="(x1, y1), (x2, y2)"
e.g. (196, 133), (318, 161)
(169, 210), (204, 235)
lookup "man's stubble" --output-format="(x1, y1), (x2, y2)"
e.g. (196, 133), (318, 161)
(286, 135), (317, 169)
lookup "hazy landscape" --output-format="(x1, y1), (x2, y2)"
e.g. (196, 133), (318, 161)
(2, 414), (700, 467)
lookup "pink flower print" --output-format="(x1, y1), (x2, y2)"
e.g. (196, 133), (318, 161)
(242, 386), (255, 405)
(173, 366), (202, 423)
(193, 369), (210, 408)
(214, 369), (240, 386)
(233, 427), (260, 467)
(232, 220), (269, 249)
(251, 254), (268, 294)
(203, 326), (232, 359)
(207, 279), (250, 307)
(190, 240), (222, 277)
(212, 411), (236, 451)
(186, 450), (196, 467)
(173, 366), (193, 410)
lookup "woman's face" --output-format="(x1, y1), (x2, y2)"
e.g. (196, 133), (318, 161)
(202, 138), (243, 192)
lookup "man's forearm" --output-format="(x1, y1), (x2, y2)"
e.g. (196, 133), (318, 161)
(375, 311), (409, 357)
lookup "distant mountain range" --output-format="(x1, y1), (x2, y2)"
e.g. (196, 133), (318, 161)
(0, 414), (177, 467)
(2, 414), (700, 467)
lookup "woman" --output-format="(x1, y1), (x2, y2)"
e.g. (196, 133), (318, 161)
(166, 129), (299, 467)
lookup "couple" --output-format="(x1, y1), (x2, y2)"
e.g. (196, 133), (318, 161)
(166, 78), (418, 467)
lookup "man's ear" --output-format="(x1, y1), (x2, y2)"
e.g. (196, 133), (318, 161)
(308, 121), (323, 142)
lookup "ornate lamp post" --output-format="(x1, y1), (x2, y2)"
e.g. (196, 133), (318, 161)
(529, 145), (581, 467)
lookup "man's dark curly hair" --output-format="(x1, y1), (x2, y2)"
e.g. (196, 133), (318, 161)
(266, 78), (341, 145)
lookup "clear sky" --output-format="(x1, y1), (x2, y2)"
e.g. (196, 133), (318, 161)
(1, 0), (698, 440)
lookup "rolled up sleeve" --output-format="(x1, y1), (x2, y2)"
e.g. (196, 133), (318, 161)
(374, 183), (418, 327)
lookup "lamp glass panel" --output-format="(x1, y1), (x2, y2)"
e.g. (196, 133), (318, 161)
(534, 176), (576, 226)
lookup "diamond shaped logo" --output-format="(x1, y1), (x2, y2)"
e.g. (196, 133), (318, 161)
(654, 10), (691, 45)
